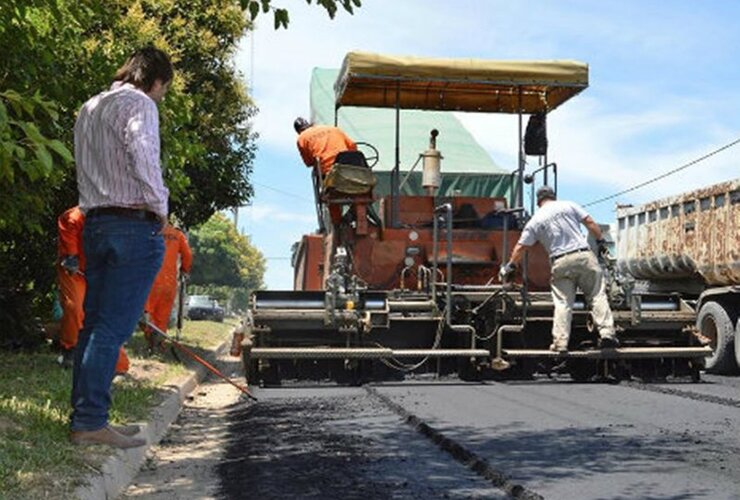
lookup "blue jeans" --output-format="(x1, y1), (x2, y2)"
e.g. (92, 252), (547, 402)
(70, 215), (164, 431)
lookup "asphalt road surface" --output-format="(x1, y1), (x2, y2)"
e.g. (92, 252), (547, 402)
(124, 360), (740, 499)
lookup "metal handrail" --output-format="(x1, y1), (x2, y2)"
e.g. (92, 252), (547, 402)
(311, 160), (326, 233)
(432, 203), (453, 325)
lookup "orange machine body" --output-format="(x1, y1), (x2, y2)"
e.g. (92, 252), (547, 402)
(293, 195), (551, 292)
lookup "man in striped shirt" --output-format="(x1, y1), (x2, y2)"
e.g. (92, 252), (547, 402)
(70, 47), (172, 449)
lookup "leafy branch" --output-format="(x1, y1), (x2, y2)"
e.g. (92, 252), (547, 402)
(240, 0), (361, 29)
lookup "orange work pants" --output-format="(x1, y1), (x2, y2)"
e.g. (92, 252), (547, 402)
(57, 266), (130, 374)
(145, 284), (178, 333)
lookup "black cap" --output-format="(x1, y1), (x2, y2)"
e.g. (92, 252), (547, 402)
(536, 185), (556, 203)
(294, 117), (310, 133)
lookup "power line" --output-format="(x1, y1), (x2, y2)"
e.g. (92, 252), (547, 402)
(583, 137), (740, 207)
(253, 181), (313, 202)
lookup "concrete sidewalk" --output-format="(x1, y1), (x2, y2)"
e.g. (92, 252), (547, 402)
(74, 341), (232, 500)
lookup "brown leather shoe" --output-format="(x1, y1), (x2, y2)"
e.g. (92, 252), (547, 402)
(110, 424), (141, 436)
(70, 426), (146, 449)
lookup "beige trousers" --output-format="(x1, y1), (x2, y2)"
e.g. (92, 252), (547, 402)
(550, 251), (615, 349)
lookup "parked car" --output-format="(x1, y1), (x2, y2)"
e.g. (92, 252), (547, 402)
(186, 295), (225, 322)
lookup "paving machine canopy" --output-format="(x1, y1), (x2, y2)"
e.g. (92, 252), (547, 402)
(335, 51), (589, 113)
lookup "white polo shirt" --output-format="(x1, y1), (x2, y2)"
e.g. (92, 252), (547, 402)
(519, 200), (590, 258)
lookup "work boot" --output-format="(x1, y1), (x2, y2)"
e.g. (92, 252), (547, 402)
(57, 348), (75, 369)
(110, 424), (141, 436)
(549, 343), (568, 354)
(70, 426), (146, 449)
(598, 336), (620, 349)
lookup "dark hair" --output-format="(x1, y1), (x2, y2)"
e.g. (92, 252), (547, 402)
(113, 46), (173, 92)
(536, 185), (556, 203)
(294, 117), (310, 133)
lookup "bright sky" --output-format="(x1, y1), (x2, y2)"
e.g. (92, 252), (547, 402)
(234, 0), (740, 290)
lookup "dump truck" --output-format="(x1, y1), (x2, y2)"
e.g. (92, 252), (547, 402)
(240, 51), (712, 384)
(616, 179), (740, 374)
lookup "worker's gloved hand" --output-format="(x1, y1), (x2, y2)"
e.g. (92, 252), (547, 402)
(498, 261), (517, 282)
(60, 255), (80, 275)
(596, 239), (610, 258)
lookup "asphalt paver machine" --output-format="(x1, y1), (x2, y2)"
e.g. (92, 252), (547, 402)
(242, 51), (711, 384)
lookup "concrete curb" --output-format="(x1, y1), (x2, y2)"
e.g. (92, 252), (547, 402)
(73, 341), (231, 500)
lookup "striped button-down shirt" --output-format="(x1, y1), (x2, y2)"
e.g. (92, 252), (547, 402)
(74, 82), (169, 218)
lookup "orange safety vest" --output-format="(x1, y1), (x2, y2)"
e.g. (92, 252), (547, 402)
(296, 125), (357, 175)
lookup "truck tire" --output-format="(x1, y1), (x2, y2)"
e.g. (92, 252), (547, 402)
(698, 301), (737, 374)
(735, 311), (740, 369)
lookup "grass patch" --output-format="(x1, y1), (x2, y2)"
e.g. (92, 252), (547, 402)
(0, 319), (235, 499)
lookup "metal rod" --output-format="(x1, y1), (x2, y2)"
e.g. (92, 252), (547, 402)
(389, 300), (437, 311)
(445, 203), (453, 326)
(502, 209), (509, 266)
(543, 156), (548, 186)
(503, 346), (712, 359)
(517, 86), (524, 209)
(141, 319), (257, 400)
(249, 347), (491, 359)
(432, 208), (439, 302)
(255, 298), (387, 310)
(392, 81), (401, 228)
(495, 324), (523, 362)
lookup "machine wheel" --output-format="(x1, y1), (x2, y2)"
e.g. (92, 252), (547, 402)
(698, 301), (737, 374)
(736, 312), (740, 369)
(568, 359), (598, 382)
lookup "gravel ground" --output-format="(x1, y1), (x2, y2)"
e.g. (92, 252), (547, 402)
(121, 369), (242, 499)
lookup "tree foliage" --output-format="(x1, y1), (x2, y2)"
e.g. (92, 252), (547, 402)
(241, 0), (362, 29)
(0, 0), (259, 342)
(189, 213), (265, 310)
(0, 0), (361, 346)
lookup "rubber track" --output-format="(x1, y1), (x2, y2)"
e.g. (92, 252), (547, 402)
(365, 386), (543, 500)
(625, 381), (740, 409)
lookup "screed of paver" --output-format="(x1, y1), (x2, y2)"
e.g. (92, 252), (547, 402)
(373, 379), (740, 499)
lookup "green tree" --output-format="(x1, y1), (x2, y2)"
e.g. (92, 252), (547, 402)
(189, 213), (265, 310)
(0, 0), (257, 343)
(0, 0), (362, 347)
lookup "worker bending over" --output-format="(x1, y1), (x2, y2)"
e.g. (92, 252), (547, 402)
(294, 116), (357, 225)
(499, 185), (619, 353)
(57, 206), (129, 373)
(144, 224), (192, 349)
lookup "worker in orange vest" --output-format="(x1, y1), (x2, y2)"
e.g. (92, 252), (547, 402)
(294, 117), (357, 225)
(57, 206), (129, 373)
(144, 224), (193, 349)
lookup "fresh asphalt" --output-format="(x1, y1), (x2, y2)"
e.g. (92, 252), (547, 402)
(125, 364), (740, 499)
(370, 376), (740, 499)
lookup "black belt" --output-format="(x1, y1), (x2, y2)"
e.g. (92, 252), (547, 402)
(86, 207), (159, 222)
(551, 247), (590, 263)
